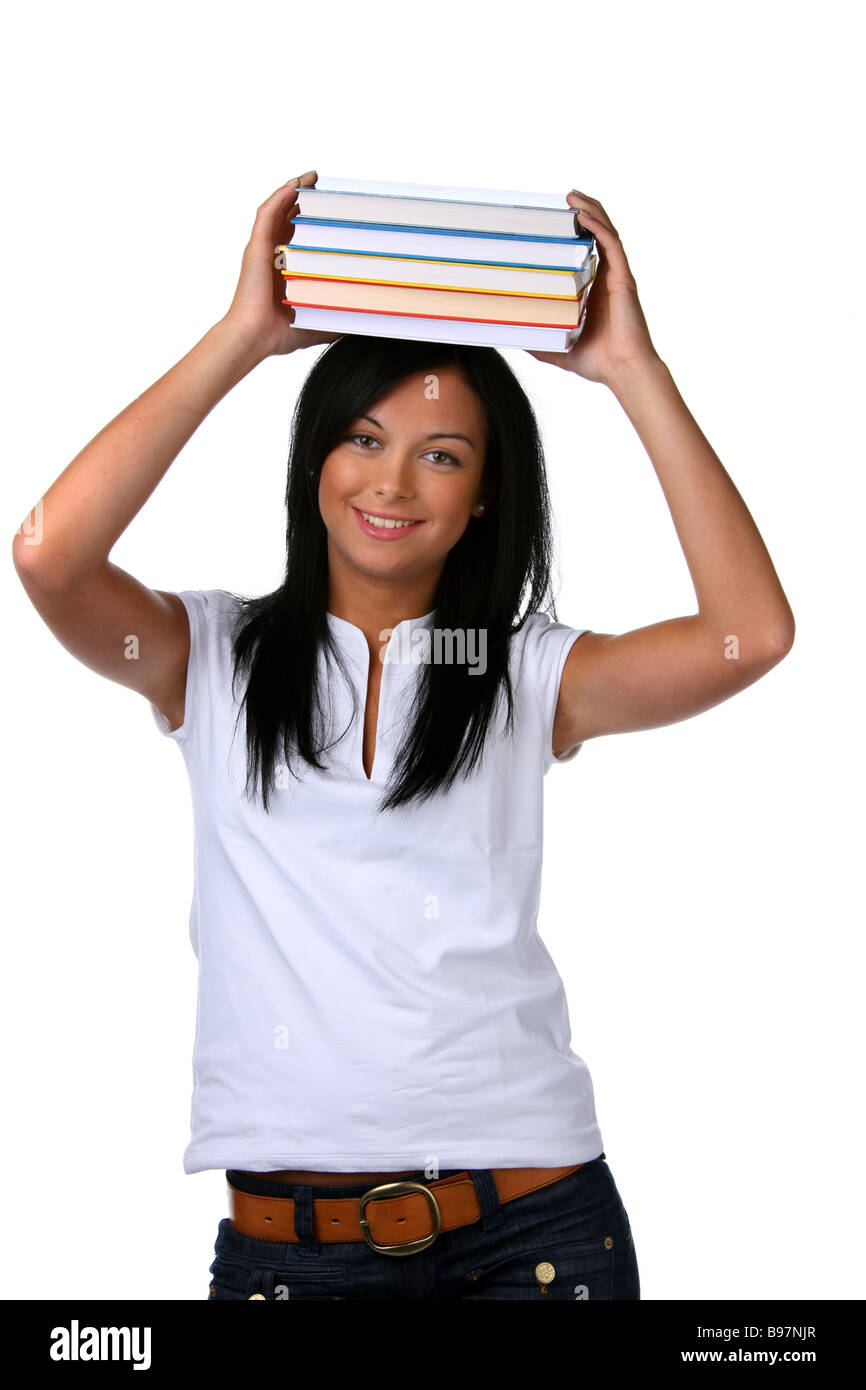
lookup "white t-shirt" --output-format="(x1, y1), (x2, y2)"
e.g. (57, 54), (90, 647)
(150, 588), (604, 1174)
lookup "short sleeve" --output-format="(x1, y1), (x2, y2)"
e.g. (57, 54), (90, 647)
(518, 612), (591, 773)
(149, 588), (232, 743)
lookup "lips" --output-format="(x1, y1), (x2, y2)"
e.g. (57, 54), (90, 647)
(352, 506), (425, 540)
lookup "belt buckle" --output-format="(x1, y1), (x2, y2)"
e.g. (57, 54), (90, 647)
(358, 1180), (442, 1256)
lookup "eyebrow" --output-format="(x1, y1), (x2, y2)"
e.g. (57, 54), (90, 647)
(358, 413), (477, 452)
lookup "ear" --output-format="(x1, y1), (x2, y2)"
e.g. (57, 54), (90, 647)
(474, 471), (496, 515)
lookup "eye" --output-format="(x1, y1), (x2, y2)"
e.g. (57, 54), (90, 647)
(346, 434), (460, 467)
(423, 449), (460, 467)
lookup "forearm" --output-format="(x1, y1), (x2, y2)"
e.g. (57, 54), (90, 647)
(13, 316), (268, 586)
(605, 353), (795, 648)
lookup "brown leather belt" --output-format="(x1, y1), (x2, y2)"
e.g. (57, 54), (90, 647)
(229, 1165), (583, 1256)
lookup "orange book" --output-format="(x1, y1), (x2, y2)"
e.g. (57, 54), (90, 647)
(281, 276), (588, 329)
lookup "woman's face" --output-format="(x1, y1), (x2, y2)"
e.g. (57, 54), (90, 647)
(318, 365), (489, 588)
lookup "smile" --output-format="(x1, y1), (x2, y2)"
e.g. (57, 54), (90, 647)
(353, 507), (425, 539)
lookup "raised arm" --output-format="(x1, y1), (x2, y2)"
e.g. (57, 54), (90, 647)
(12, 171), (337, 731)
(529, 189), (795, 759)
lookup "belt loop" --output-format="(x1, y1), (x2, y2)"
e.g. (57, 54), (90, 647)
(469, 1169), (504, 1231)
(292, 1184), (320, 1256)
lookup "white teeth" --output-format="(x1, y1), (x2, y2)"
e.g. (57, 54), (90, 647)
(360, 511), (418, 529)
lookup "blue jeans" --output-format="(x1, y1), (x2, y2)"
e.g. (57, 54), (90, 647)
(208, 1153), (639, 1300)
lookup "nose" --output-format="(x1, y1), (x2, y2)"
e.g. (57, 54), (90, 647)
(372, 447), (415, 501)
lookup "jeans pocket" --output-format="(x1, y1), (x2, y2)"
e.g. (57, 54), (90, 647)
(208, 1251), (351, 1301)
(461, 1233), (616, 1301)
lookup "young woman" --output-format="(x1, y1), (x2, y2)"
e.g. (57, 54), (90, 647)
(13, 172), (795, 1301)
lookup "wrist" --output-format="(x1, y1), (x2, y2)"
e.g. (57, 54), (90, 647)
(604, 351), (672, 401)
(211, 314), (274, 374)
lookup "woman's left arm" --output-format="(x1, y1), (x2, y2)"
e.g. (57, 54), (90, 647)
(529, 190), (795, 757)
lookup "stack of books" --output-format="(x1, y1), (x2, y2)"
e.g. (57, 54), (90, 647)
(275, 175), (598, 352)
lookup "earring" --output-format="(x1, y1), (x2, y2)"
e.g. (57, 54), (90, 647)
(476, 503), (486, 515)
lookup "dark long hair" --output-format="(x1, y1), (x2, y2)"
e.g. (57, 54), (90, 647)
(226, 334), (558, 813)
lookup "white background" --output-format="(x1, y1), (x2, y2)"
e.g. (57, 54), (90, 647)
(4, 0), (862, 1301)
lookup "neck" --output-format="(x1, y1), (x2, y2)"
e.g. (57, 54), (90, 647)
(326, 549), (439, 652)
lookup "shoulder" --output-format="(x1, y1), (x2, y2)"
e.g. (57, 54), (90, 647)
(172, 587), (247, 640)
(190, 587), (246, 619)
(510, 611), (591, 687)
(507, 612), (594, 769)
(148, 588), (246, 739)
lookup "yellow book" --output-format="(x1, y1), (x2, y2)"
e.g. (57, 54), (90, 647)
(276, 246), (591, 301)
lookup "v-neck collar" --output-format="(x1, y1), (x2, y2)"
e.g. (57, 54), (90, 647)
(326, 608), (437, 667)
(324, 609), (438, 784)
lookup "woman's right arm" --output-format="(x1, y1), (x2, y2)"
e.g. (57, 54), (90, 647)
(11, 171), (337, 731)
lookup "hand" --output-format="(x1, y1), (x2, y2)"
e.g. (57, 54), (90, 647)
(528, 191), (659, 385)
(221, 172), (343, 358)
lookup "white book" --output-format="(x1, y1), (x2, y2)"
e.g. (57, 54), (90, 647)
(314, 174), (577, 209)
(290, 304), (588, 353)
(278, 246), (594, 298)
(297, 179), (582, 238)
(290, 219), (593, 270)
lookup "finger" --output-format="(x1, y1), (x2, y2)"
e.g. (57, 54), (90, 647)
(573, 206), (633, 278)
(273, 169), (317, 199)
(256, 170), (317, 221)
(574, 205), (614, 238)
(252, 172), (317, 248)
(567, 191), (616, 238)
(568, 188), (607, 215)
